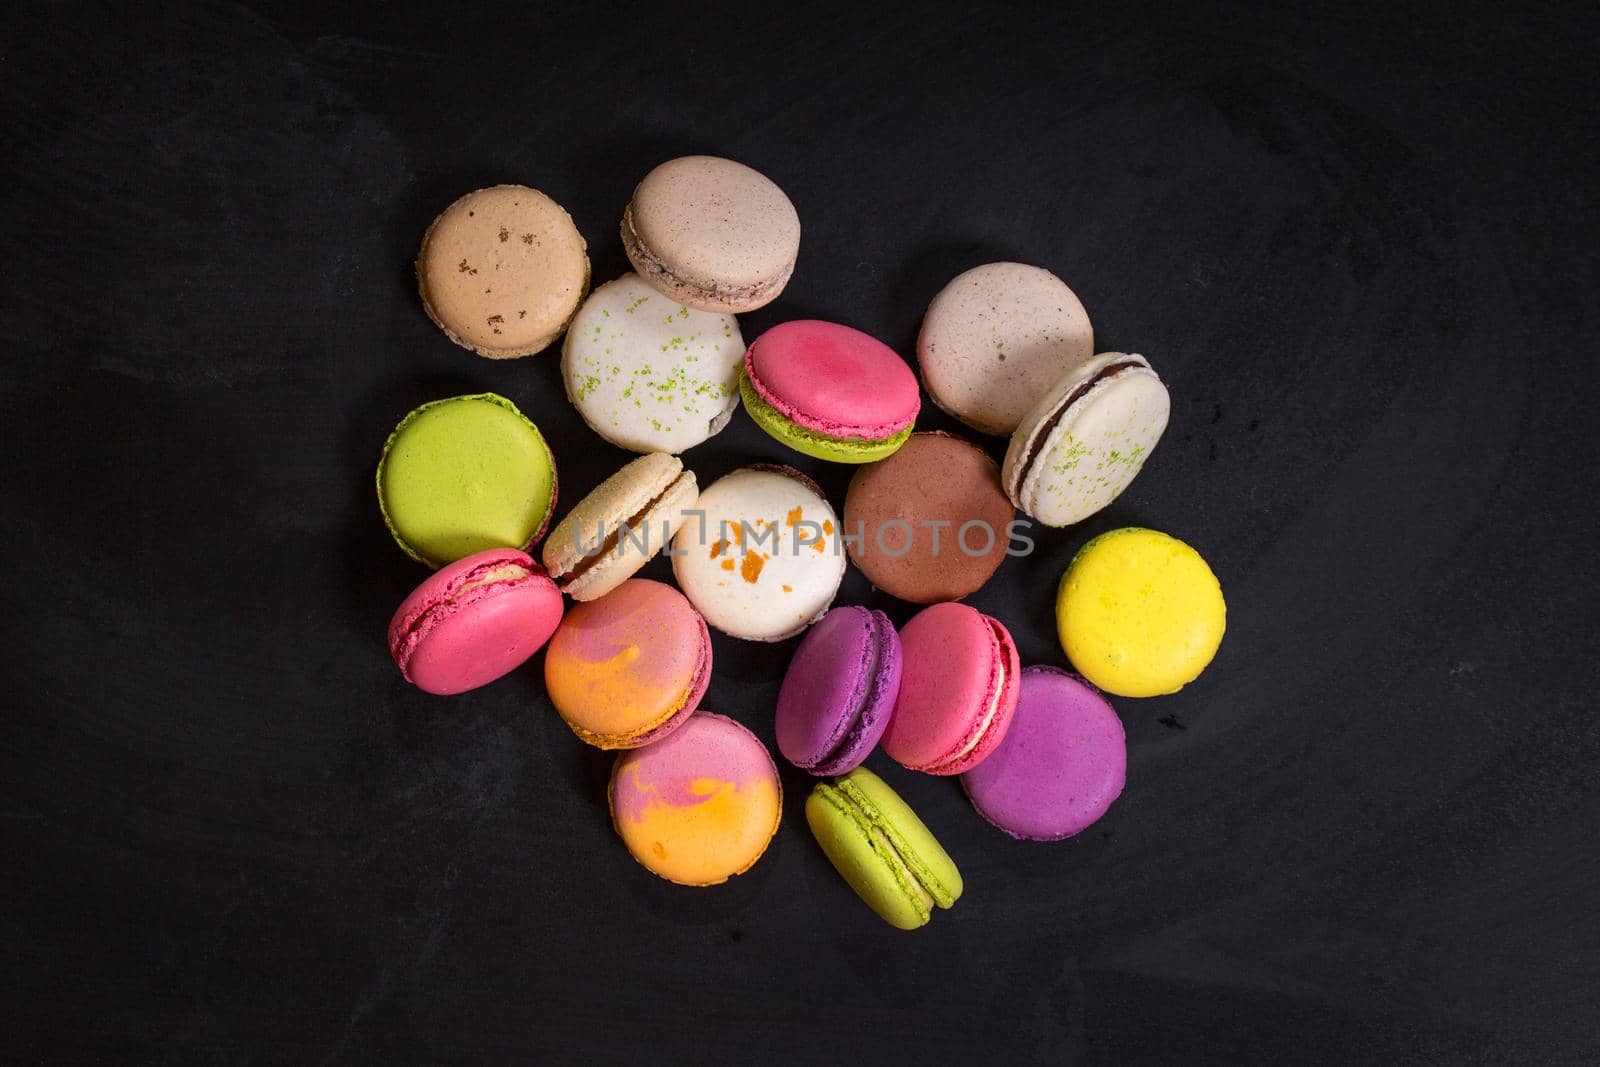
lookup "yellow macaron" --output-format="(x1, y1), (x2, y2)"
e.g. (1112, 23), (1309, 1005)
(1057, 528), (1225, 697)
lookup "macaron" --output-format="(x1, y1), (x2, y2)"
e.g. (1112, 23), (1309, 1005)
(842, 432), (1015, 603)
(918, 262), (1093, 434)
(562, 273), (744, 453)
(609, 711), (782, 886)
(387, 548), (563, 696)
(541, 453), (698, 602)
(1057, 527), (1225, 697)
(881, 602), (1020, 775)
(543, 579), (711, 749)
(805, 768), (962, 930)
(621, 155), (799, 314)
(962, 666), (1126, 840)
(739, 320), (920, 463)
(671, 466), (846, 642)
(415, 185), (589, 358)
(775, 607), (902, 775)
(376, 393), (557, 568)
(1002, 352), (1171, 527)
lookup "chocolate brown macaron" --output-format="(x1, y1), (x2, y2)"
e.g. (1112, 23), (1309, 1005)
(416, 185), (590, 358)
(843, 432), (1015, 604)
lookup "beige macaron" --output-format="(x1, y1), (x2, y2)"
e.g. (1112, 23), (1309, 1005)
(621, 156), (800, 314)
(1002, 352), (1170, 527)
(541, 453), (699, 601)
(416, 185), (590, 358)
(918, 262), (1094, 435)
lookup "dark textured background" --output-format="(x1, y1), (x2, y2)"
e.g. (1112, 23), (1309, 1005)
(4, 2), (1597, 1062)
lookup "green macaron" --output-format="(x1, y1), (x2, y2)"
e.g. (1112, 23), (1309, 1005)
(376, 393), (557, 568)
(805, 767), (963, 930)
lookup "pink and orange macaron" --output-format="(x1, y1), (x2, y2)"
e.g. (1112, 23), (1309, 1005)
(881, 602), (1020, 775)
(739, 320), (920, 463)
(610, 711), (782, 886)
(543, 578), (711, 749)
(388, 547), (563, 695)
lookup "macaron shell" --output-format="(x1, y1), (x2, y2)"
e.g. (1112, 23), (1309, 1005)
(542, 453), (699, 601)
(745, 320), (920, 440)
(843, 432), (1015, 604)
(881, 603), (1020, 775)
(544, 579), (710, 747)
(918, 262), (1093, 434)
(739, 373), (912, 464)
(377, 394), (557, 568)
(622, 155), (800, 312)
(1058, 528), (1225, 697)
(609, 711), (782, 886)
(671, 467), (846, 642)
(775, 607), (901, 774)
(962, 666), (1126, 840)
(562, 274), (744, 453)
(416, 185), (589, 357)
(1004, 353), (1170, 528)
(387, 549), (563, 696)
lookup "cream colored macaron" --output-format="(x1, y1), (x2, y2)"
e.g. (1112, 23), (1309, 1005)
(621, 156), (800, 314)
(918, 262), (1094, 435)
(1002, 353), (1170, 527)
(416, 185), (590, 358)
(541, 453), (699, 602)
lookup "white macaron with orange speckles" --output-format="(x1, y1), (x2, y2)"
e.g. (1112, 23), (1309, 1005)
(671, 466), (845, 642)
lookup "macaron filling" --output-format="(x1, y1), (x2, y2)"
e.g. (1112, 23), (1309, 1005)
(389, 557), (536, 682)
(815, 778), (959, 917)
(621, 204), (792, 308)
(1013, 359), (1144, 491)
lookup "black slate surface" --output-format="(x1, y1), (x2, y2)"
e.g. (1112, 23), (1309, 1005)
(3, 2), (1597, 1062)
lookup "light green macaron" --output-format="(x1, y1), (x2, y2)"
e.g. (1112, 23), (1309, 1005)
(376, 393), (557, 568)
(805, 767), (963, 930)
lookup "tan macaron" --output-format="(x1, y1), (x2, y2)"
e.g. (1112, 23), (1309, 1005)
(918, 262), (1094, 435)
(542, 453), (699, 601)
(620, 156), (800, 314)
(416, 185), (590, 358)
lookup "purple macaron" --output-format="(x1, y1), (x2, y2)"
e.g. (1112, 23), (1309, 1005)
(961, 665), (1126, 840)
(775, 606), (902, 775)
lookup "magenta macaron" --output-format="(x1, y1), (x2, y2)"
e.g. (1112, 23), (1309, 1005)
(775, 606), (903, 775)
(739, 319), (920, 463)
(387, 547), (563, 695)
(880, 602), (1020, 775)
(961, 666), (1126, 840)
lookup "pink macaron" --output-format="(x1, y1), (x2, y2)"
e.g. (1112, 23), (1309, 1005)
(881, 602), (1020, 775)
(387, 547), (564, 695)
(739, 320), (920, 463)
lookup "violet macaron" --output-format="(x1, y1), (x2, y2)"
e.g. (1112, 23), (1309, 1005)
(387, 547), (564, 695)
(881, 602), (1021, 775)
(961, 666), (1127, 840)
(775, 607), (902, 775)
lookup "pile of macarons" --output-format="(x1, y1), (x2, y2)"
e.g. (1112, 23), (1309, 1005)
(378, 156), (1227, 929)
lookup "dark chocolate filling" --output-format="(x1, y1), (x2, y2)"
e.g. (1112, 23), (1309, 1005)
(1016, 360), (1143, 487)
